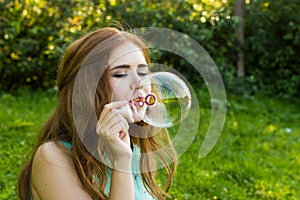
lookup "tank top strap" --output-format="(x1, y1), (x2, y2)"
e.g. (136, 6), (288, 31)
(58, 140), (72, 150)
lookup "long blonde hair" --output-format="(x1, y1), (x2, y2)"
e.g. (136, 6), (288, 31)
(17, 27), (177, 200)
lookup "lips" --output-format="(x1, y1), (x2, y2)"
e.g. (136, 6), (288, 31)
(129, 95), (144, 108)
(129, 94), (147, 122)
(130, 90), (146, 104)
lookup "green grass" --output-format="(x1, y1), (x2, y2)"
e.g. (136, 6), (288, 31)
(0, 90), (57, 199)
(1, 90), (299, 199)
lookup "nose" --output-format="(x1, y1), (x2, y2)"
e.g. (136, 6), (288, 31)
(130, 72), (142, 91)
(131, 77), (151, 95)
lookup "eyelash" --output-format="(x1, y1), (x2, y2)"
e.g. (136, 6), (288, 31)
(112, 74), (127, 78)
(138, 72), (148, 76)
(112, 72), (148, 78)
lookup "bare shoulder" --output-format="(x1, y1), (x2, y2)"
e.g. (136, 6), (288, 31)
(33, 141), (71, 167)
(31, 141), (91, 200)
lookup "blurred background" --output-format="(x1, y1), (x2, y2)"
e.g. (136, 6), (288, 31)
(0, 0), (299, 199)
(1, 0), (299, 98)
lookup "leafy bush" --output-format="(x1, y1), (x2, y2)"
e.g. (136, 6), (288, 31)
(0, 0), (299, 98)
(244, 0), (300, 98)
(0, 0), (107, 90)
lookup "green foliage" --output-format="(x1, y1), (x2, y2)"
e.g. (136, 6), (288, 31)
(168, 91), (300, 200)
(0, 89), (57, 200)
(0, 0), (299, 98)
(1, 90), (299, 199)
(244, 0), (300, 98)
(0, 0), (108, 90)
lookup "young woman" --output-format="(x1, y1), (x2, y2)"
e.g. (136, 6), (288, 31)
(17, 27), (177, 200)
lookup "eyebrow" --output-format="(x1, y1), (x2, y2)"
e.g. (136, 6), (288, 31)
(110, 64), (148, 71)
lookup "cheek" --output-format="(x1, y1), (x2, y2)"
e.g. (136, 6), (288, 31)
(109, 78), (128, 101)
(145, 84), (151, 94)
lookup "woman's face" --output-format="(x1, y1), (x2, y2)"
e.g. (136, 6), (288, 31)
(108, 41), (150, 122)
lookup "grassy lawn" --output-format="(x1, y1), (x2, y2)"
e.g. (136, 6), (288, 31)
(0, 89), (299, 199)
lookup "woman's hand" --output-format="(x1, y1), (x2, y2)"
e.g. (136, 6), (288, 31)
(96, 101), (134, 172)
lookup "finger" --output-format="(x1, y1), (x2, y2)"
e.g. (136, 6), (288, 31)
(98, 111), (116, 127)
(99, 111), (129, 132)
(104, 101), (129, 110)
(108, 116), (129, 134)
(97, 114), (128, 137)
(98, 123), (120, 139)
(119, 132), (126, 139)
(97, 108), (110, 126)
(119, 132), (129, 140)
(121, 132), (130, 145)
(102, 123), (127, 143)
(98, 101), (128, 123)
(111, 105), (134, 123)
(119, 116), (129, 132)
(99, 106), (133, 127)
(119, 104), (134, 123)
(98, 107), (125, 128)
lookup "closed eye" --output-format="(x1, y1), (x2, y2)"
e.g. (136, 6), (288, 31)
(138, 72), (148, 76)
(112, 74), (128, 78)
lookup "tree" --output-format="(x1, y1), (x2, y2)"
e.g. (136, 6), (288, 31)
(234, 0), (245, 77)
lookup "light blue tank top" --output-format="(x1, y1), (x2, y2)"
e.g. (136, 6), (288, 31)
(31, 141), (154, 200)
(103, 143), (155, 200)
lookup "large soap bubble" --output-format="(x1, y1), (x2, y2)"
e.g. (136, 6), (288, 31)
(129, 72), (192, 128)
